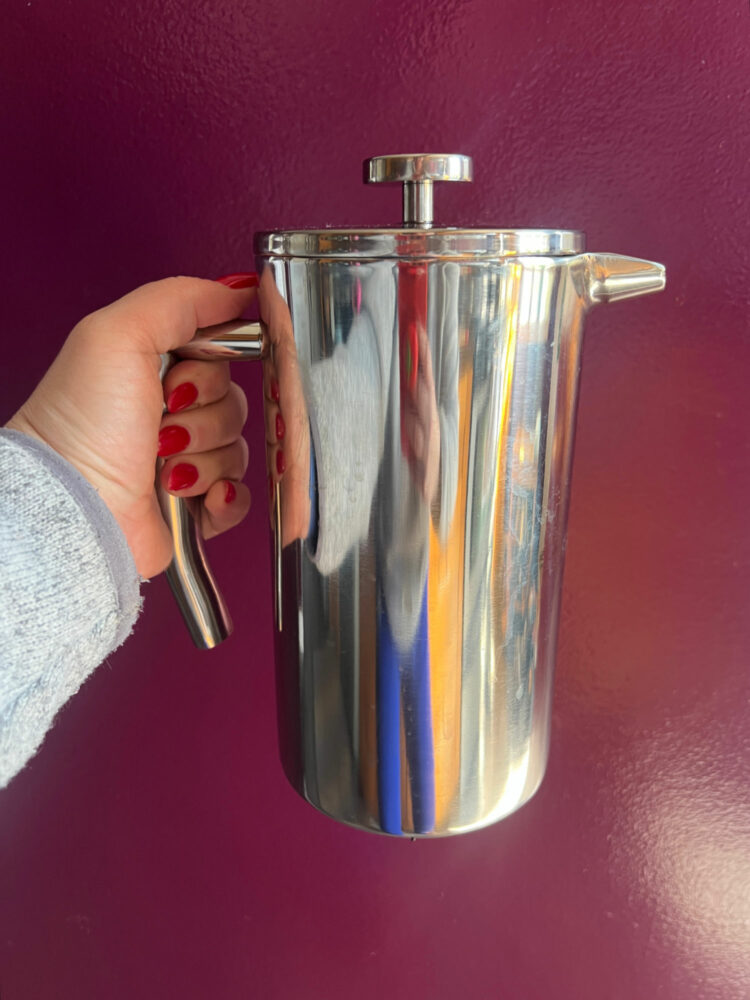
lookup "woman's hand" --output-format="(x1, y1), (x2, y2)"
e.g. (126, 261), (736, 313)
(5, 275), (257, 579)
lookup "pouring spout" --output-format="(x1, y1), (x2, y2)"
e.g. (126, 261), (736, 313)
(585, 253), (666, 305)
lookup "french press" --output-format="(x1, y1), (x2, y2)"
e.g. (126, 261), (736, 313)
(160, 154), (665, 836)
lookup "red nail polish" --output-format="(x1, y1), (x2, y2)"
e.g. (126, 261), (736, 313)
(158, 425), (191, 457)
(270, 379), (280, 403)
(167, 382), (198, 413)
(224, 481), (237, 504)
(276, 449), (286, 476)
(276, 413), (285, 441)
(168, 463), (198, 492)
(214, 272), (259, 289)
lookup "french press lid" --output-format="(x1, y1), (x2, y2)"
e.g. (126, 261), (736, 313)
(254, 153), (584, 258)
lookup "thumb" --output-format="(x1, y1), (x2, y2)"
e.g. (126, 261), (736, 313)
(93, 275), (258, 355)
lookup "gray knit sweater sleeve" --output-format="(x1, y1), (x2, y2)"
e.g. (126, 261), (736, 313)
(0, 429), (142, 787)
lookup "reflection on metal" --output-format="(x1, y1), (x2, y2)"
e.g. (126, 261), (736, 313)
(161, 155), (665, 836)
(173, 320), (268, 361)
(274, 482), (283, 633)
(161, 491), (233, 650)
(261, 248), (664, 837)
(364, 153), (473, 228)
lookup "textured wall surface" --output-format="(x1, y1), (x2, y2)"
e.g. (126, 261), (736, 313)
(1, 1), (749, 997)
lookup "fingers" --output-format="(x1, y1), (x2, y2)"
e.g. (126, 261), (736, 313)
(255, 270), (312, 545)
(93, 275), (258, 355)
(159, 356), (253, 539)
(263, 359), (286, 480)
(160, 438), (249, 496)
(201, 480), (252, 540)
(261, 346), (312, 546)
(162, 359), (232, 413)
(159, 368), (248, 491)
(159, 382), (248, 456)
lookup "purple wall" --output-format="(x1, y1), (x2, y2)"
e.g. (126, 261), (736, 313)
(2, 2), (749, 997)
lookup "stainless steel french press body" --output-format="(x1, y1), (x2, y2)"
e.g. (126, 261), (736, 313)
(160, 154), (665, 837)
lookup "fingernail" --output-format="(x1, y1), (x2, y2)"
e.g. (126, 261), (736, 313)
(276, 413), (285, 441)
(270, 379), (280, 403)
(276, 449), (286, 476)
(168, 463), (199, 492)
(158, 425), (191, 457)
(224, 481), (237, 504)
(167, 382), (198, 413)
(214, 272), (259, 289)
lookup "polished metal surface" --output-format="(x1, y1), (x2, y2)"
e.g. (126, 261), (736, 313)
(274, 482), (282, 632)
(365, 153), (473, 185)
(255, 228), (585, 259)
(585, 253), (668, 303)
(173, 319), (268, 361)
(160, 154), (665, 833)
(158, 321), (267, 649)
(257, 246), (665, 837)
(364, 153), (473, 228)
(161, 492), (233, 649)
(402, 181), (434, 229)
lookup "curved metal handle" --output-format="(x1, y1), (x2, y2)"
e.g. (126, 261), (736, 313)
(158, 320), (269, 649)
(364, 153), (473, 228)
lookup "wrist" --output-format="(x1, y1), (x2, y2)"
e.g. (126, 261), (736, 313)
(5, 409), (46, 447)
(5, 408), (122, 531)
